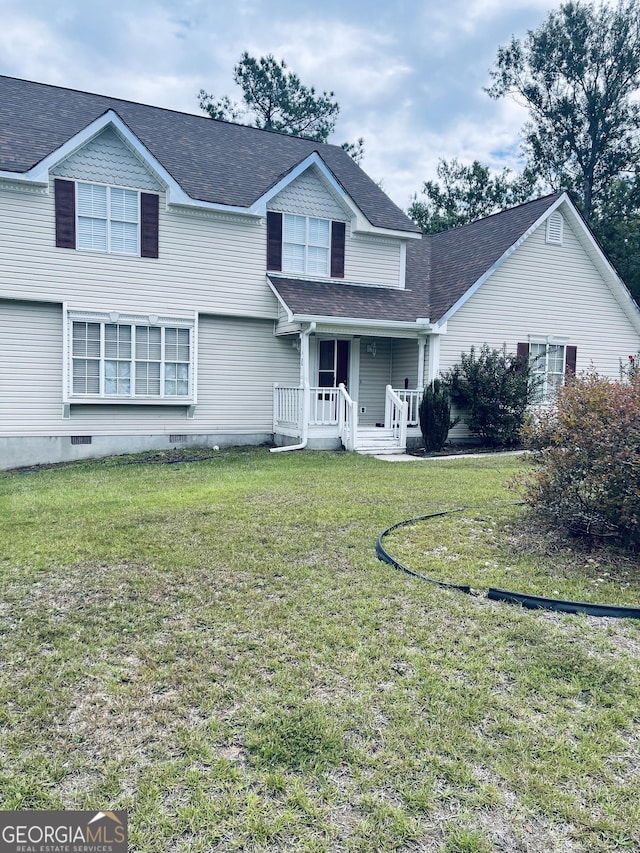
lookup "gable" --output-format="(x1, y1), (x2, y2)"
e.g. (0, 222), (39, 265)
(266, 166), (351, 221)
(0, 76), (421, 234)
(438, 209), (640, 377)
(50, 127), (163, 192)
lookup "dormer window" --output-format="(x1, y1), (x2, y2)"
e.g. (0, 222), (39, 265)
(54, 178), (159, 258)
(283, 214), (330, 276)
(266, 211), (345, 278)
(77, 182), (139, 255)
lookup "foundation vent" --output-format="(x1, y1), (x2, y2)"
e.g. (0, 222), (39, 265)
(70, 435), (92, 445)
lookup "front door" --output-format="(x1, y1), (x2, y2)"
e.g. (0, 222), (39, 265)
(318, 339), (350, 389)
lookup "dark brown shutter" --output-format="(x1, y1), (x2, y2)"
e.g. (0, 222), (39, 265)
(331, 221), (346, 278)
(267, 211), (282, 271)
(55, 179), (76, 249)
(565, 345), (577, 377)
(141, 193), (159, 258)
(516, 342), (530, 370)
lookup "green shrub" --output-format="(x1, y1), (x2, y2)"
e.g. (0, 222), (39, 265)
(419, 379), (459, 451)
(445, 344), (535, 447)
(522, 370), (640, 549)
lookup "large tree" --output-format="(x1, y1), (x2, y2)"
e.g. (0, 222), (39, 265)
(592, 170), (640, 299)
(199, 52), (363, 159)
(408, 158), (538, 234)
(486, 0), (640, 220)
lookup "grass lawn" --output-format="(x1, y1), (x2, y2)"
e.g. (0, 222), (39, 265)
(1, 448), (640, 852)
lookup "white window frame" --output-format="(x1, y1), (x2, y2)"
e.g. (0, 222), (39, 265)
(282, 213), (331, 277)
(529, 337), (567, 402)
(76, 181), (140, 255)
(64, 308), (197, 404)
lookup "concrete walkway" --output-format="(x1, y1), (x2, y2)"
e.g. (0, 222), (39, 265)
(374, 450), (528, 462)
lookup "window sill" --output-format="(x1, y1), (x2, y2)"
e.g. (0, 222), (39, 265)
(66, 397), (194, 406)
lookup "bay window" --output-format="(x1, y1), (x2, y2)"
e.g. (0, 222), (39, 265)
(67, 311), (195, 402)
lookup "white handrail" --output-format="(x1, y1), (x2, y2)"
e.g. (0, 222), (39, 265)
(338, 383), (358, 451)
(385, 385), (408, 449)
(392, 388), (422, 425)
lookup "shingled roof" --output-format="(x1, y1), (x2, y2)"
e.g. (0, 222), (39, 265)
(0, 75), (419, 234)
(271, 193), (564, 325)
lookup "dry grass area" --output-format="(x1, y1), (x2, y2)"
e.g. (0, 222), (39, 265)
(1, 448), (639, 852)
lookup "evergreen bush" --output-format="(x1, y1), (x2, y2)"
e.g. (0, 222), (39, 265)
(445, 344), (535, 447)
(419, 379), (458, 452)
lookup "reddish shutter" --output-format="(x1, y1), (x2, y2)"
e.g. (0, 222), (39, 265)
(140, 193), (159, 258)
(565, 345), (577, 377)
(55, 179), (76, 249)
(267, 211), (282, 271)
(516, 342), (530, 370)
(331, 221), (345, 278)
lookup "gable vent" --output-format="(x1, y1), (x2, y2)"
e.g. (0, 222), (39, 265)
(546, 211), (564, 245)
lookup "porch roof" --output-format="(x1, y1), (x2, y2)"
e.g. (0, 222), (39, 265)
(269, 194), (566, 328)
(268, 275), (431, 325)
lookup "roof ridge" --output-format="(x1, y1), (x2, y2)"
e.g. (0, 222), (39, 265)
(0, 73), (346, 150)
(427, 191), (564, 242)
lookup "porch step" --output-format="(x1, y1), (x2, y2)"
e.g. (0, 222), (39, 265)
(355, 427), (405, 455)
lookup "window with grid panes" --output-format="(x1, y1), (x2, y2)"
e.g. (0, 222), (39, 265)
(530, 342), (566, 401)
(282, 214), (330, 276)
(77, 182), (139, 254)
(70, 316), (193, 400)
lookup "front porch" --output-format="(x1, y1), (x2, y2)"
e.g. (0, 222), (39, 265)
(272, 329), (433, 453)
(273, 383), (423, 453)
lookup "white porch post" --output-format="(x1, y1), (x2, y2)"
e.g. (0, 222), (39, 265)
(427, 334), (440, 386)
(417, 337), (426, 389)
(299, 323), (315, 440)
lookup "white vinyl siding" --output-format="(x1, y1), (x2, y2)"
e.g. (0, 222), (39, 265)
(358, 337), (392, 425)
(391, 339), (421, 389)
(68, 311), (194, 401)
(345, 236), (402, 286)
(0, 305), (299, 443)
(77, 182), (139, 255)
(283, 214), (330, 276)
(268, 167), (404, 287)
(439, 215), (640, 379)
(0, 184), (278, 319)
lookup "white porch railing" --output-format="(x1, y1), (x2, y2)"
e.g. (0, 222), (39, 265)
(309, 387), (340, 425)
(337, 383), (358, 450)
(384, 385), (409, 449)
(274, 384), (417, 450)
(273, 385), (303, 431)
(393, 388), (421, 425)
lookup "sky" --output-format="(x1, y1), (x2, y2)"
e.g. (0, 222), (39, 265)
(0, 0), (571, 211)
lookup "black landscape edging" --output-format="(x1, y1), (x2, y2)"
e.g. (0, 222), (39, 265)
(376, 507), (640, 620)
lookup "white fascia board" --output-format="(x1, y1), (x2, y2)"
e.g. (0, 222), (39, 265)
(1, 111), (173, 190)
(267, 280), (295, 322)
(433, 193), (571, 331)
(291, 313), (433, 332)
(252, 151), (421, 239)
(0, 110), (264, 218)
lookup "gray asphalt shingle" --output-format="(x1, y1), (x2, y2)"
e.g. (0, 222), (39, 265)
(0, 75), (419, 234)
(1, 75), (563, 325)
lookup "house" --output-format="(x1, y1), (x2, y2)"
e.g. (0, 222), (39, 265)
(1, 75), (639, 469)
